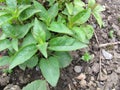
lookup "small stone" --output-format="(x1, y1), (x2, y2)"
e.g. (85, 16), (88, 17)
(88, 81), (96, 87)
(97, 88), (102, 90)
(97, 0), (103, 3)
(92, 23), (97, 28)
(112, 23), (119, 31)
(79, 79), (87, 87)
(99, 73), (108, 81)
(102, 49), (113, 60)
(107, 16), (112, 21)
(107, 72), (118, 88)
(115, 67), (120, 74)
(91, 76), (95, 81)
(102, 69), (107, 75)
(112, 89), (115, 90)
(76, 73), (86, 80)
(74, 66), (82, 73)
(92, 63), (100, 73)
(4, 84), (21, 90)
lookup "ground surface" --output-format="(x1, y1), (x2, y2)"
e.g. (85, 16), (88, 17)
(0, 0), (120, 90)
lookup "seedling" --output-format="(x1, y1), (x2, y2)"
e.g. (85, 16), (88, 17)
(109, 30), (114, 38)
(81, 52), (92, 62)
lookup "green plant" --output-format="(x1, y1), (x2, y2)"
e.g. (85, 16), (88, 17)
(81, 52), (92, 62)
(0, 0), (104, 89)
(109, 30), (114, 38)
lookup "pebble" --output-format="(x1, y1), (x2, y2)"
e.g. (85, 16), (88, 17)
(74, 66), (82, 73)
(99, 73), (108, 81)
(4, 84), (21, 90)
(97, 88), (102, 90)
(112, 23), (119, 31)
(92, 63), (100, 73)
(76, 73), (86, 80)
(115, 67), (120, 74)
(91, 76), (95, 81)
(102, 69), (107, 75)
(102, 49), (113, 60)
(107, 16), (112, 21)
(88, 81), (96, 87)
(79, 79), (87, 87)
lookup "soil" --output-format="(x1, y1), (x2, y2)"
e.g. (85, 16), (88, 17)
(0, 0), (120, 90)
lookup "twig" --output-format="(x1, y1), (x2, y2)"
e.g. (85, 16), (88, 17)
(99, 41), (120, 48)
(99, 49), (102, 80)
(68, 84), (71, 90)
(94, 31), (100, 44)
(94, 31), (102, 80)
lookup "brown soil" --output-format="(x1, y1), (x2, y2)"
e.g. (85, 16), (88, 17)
(0, 0), (120, 90)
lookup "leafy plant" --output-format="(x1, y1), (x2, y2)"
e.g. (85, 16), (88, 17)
(81, 52), (92, 62)
(0, 0), (103, 89)
(109, 30), (114, 38)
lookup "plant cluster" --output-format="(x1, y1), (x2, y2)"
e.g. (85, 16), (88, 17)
(0, 0), (104, 89)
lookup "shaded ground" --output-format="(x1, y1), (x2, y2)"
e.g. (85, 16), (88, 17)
(0, 0), (120, 90)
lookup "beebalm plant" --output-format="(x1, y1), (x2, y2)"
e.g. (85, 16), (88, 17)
(0, 0), (104, 89)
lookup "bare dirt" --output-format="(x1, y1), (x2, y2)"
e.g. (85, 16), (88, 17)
(0, 0), (120, 90)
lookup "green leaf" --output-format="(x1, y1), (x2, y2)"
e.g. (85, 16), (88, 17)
(48, 3), (58, 22)
(0, 33), (7, 40)
(0, 15), (12, 27)
(74, 0), (85, 7)
(109, 30), (114, 38)
(93, 4), (105, 12)
(22, 33), (37, 47)
(19, 55), (38, 70)
(0, 56), (10, 66)
(40, 22), (51, 40)
(73, 0), (85, 15)
(81, 52), (92, 62)
(19, 6), (41, 21)
(37, 43), (48, 58)
(70, 8), (91, 25)
(26, 56), (38, 68)
(6, 0), (17, 9)
(47, 0), (55, 6)
(18, 0), (32, 4)
(65, 3), (73, 15)
(16, 23), (33, 39)
(32, 18), (46, 43)
(88, 0), (95, 7)
(18, 5), (31, 15)
(0, 0), (5, 3)
(72, 27), (87, 43)
(0, 39), (11, 51)
(22, 80), (47, 90)
(40, 57), (60, 87)
(2, 23), (32, 38)
(93, 11), (103, 28)
(12, 38), (18, 51)
(72, 25), (94, 43)
(19, 63), (26, 70)
(92, 4), (105, 27)
(62, 8), (70, 16)
(33, 1), (48, 23)
(81, 25), (94, 40)
(57, 15), (66, 24)
(0, 11), (8, 17)
(9, 44), (37, 69)
(49, 36), (87, 51)
(54, 52), (72, 68)
(2, 24), (15, 38)
(48, 22), (73, 35)
(34, 1), (46, 13)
